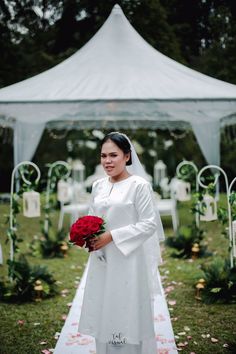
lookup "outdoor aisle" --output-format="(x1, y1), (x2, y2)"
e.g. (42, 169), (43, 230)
(54, 262), (178, 354)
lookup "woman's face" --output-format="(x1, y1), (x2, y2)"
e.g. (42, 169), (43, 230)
(101, 139), (130, 178)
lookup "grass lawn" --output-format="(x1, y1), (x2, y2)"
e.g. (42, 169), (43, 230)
(0, 198), (236, 354)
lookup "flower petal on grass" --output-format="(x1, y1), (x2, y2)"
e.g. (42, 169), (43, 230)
(54, 332), (61, 339)
(171, 317), (178, 321)
(168, 300), (176, 306)
(177, 342), (188, 348)
(211, 338), (219, 343)
(184, 326), (190, 331)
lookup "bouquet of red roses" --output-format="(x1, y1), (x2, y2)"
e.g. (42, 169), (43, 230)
(69, 215), (105, 249)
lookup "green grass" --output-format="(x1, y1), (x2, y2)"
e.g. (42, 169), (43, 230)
(0, 199), (236, 354)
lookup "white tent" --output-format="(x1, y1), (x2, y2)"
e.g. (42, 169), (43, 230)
(0, 4), (236, 166)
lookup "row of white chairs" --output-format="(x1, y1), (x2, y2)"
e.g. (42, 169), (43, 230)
(57, 186), (179, 233)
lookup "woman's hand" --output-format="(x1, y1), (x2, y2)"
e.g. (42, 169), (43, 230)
(86, 231), (112, 251)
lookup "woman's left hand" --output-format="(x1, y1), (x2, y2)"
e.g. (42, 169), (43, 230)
(88, 231), (113, 251)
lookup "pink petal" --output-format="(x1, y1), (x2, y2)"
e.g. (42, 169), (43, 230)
(168, 300), (176, 306)
(177, 342), (188, 347)
(171, 317), (178, 321)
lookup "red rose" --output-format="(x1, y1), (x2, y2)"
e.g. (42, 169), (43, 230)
(69, 224), (86, 247)
(69, 215), (105, 247)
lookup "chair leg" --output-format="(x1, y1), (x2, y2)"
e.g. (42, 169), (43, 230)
(58, 210), (64, 231)
(172, 209), (179, 233)
(71, 211), (78, 224)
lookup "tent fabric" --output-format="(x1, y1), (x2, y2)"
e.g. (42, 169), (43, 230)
(0, 4), (236, 166)
(13, 121), (45, 165)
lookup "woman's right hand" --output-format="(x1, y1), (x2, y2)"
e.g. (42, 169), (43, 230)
(84, 237), (93, 252)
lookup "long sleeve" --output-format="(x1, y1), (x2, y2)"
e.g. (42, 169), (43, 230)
(110, 182), (157, 256)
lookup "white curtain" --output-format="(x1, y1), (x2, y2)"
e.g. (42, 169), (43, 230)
(13, 121), (45, 166)
(192, 120), (221, 166)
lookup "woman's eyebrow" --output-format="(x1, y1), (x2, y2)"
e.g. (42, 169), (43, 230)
(101, 152), (118, 155)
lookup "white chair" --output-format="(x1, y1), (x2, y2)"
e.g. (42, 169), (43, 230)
(58, 189), (91, 230)
(156, 198), (179, 233)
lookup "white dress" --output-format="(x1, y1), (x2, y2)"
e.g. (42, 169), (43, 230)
(78, 175), (162, 354)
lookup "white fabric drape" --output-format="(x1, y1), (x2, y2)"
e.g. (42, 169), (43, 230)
(192, 120), (221, 166)
(13, 121), (45, 166)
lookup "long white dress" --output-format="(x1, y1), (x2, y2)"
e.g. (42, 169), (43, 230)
(78, 175), (162, 354)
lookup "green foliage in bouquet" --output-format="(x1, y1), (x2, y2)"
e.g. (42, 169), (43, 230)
(0, 255), (58, 303)
(200, 258), (236, 304)
(166, 222), (211, 259)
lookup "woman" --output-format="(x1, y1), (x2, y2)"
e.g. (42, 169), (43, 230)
(78, 132), (165, 354)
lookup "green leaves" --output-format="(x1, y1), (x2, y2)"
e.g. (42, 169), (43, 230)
(1, 255), (58, 303)
(165, 222), (210, 259)
(201, 258), (236, 303)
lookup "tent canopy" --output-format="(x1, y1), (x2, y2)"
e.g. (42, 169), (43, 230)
(0, 4), (236, 166)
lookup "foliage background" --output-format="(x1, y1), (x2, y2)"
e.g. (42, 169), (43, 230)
(1, 0), (236, 191)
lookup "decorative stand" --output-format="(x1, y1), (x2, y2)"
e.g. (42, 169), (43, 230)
(10, 161), (41, 262)
(228, 177), (236, 262)
(44, 161), (71, 234)
(197, 165), (235, 268)
(176, 161), (199, 227)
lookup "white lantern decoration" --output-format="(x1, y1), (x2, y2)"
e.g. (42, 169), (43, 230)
(72, 159), (85, 183)
(23, 191), (41, 217)
(173, 179), (191, 201)
(57, 180), (72, 203)
(154, 160), (167, 186)
(232, 220), (236, 257)
(200, 193), (217, 221)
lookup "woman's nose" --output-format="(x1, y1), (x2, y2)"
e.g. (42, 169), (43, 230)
(105, 156), (112, 163)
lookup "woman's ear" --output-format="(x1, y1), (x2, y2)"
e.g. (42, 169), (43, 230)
(125, 152), (130, 162)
